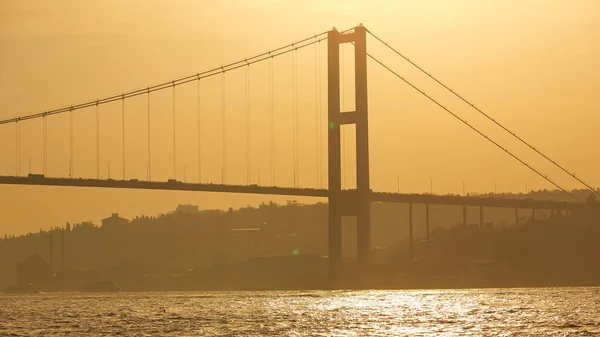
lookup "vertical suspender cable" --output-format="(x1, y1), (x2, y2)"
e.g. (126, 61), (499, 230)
(19, 121), (21, 176)
(291, 50), (295, 187)
(314, 41), (320, 189)
(318, 40), (324, 188)
(292, 48), (298, 188)
(96, 101), (99, 179)
(69, 107), (73, 178)
(340, 45), (346, 189)
(294, 49), (300, 188)
(16, 121), (20, 176)
(172, 81), (176, 180)
(197, 76), (202, 183)
(245, 63), (251, 185)
(269, 56), (275, 186)
(221, 70), (226, 184)
(43, 113), (47, 176)
(147, 88), (151, 181)
(122, 94), (125, 180)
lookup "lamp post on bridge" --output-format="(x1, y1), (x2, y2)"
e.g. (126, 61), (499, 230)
(107, 160), (112, 180)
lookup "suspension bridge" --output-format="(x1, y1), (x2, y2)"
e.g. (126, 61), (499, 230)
(0, 25), (597, 269)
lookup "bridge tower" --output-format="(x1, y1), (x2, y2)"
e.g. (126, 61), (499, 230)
(327, 25), (371, 271)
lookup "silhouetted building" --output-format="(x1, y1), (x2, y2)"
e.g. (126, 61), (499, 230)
(101, 213), (129, 229)
(175, 204), (199, 215)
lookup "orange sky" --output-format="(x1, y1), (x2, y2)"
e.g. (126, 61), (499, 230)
(0, 0), (599, 235)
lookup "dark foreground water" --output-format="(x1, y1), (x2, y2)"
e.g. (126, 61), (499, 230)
(1, 287), (599, 336)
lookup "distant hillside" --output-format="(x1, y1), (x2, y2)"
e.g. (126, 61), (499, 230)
(1, 189), (597, 285)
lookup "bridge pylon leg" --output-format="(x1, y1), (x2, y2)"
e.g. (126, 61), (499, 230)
(328, 202), (342, 272)
(327, 25), (371, 271)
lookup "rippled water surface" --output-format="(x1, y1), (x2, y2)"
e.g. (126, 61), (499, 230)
(1, 287), (599, 336)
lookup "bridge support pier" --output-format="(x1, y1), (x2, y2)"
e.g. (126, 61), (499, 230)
(327, 26), (371, 271)
(328, 203), (342, 270)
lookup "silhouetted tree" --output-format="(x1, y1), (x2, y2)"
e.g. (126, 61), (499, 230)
(586, 193), (598, 204)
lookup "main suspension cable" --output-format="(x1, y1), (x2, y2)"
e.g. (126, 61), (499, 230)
(367, 52), (579, 201)
(0, 33), (329, 126)
(367, 29), (598, 197)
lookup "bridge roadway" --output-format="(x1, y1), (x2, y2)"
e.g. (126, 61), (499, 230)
(0, 175), (586, 211)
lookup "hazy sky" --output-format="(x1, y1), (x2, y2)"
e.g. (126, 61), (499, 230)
(1, 0), (599, 235)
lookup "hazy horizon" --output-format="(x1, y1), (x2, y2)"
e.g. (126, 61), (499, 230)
(1, 0), (599, 235)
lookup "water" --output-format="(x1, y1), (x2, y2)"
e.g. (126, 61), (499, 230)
(1, 287), (599, 336)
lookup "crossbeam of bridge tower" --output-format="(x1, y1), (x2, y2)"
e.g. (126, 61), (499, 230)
(327, 26), (371, 270)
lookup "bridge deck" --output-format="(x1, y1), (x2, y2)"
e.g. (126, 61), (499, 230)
(0, 176), (585, 211)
